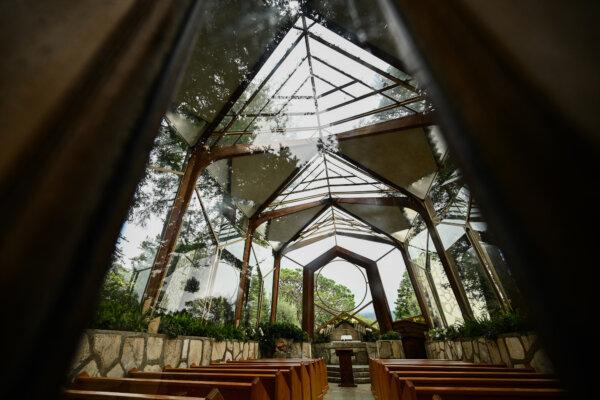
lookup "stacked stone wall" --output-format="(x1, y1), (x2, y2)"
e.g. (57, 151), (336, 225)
(70, 329), (260, 380)
(425, 333), (553, 373)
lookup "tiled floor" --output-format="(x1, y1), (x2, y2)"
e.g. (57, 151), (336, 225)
(324, 384), (374, 400)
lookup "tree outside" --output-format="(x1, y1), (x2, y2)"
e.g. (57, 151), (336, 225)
(394, 270), (421, 320)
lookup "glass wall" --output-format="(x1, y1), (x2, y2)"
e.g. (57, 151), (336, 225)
(116, 122), (186, 302)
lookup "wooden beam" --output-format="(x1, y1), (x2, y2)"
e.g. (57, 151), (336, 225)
(421, 198), (474, 320)
(270, 252), (281, 324)
(234, 223), (255, 326)
(302, 268), (315, 337)
(366, 261), (394, 332)
(255, 199), (329, 226)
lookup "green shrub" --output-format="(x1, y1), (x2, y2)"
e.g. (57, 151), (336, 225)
(91, 268), (149, 332)
(257, 322), (309, 357)
(313, 331), (331, 344)
(380, 330), (401, 340)
(362, 329), (380, 342)
(158, 310), (247, 341)
(427, 310), (529, 341)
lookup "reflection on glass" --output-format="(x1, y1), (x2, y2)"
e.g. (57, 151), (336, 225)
(447, 235), (502, 319)
(409, 232), (464, 326)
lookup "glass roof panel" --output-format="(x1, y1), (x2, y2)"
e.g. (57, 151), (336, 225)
(209, 15), (421, 149)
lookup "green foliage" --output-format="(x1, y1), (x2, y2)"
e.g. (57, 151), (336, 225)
(244, 269), (270, 327)
(91, 267), (149, 332)
(276, 300), (300, 327)
(447, 236), (503, 317)
(129, 125), (188, 226)
(277, 268), (355, 330)
(394, 271), (421, 320)
(185, 296), (235, 324)
(313, 331), (331, 344)
(362, 330), (380, 342)
(427, 310), (529, 341)
(380, 331), (401, 340)
(158, 310), (247, 341)
(257, 322), (309, 358)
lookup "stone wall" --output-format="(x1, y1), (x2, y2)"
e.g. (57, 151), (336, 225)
(272, 338), (312, 358)
(425, 332), (553, 373)
(377, 340), (405, 359)
(70, 330), (260, 380)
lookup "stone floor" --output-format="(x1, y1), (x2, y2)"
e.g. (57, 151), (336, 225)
(324, 384), (373, 400)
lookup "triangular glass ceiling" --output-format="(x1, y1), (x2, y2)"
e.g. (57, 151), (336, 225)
(265, 151), (401, 212)
(207, 15), (425, 148)
(281, 205), (393, 253)
(258, 150), (417, 251)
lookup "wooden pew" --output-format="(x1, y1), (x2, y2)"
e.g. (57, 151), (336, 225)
(224, 358), (327, 396)
(71, 374), (269, 400)
(401, 381), (565, 400)
(381, 364), (536, 398)
(130, 370), (289, 400)
(389, 374), (561, 399)
(63, 389), (222, 400)
(205, 362), (311, 400)
(369, 358), (538, 400)
(164, 367), (300, 400)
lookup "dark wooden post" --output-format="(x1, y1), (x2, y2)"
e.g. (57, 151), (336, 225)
(270, 251), (281, 323)
(421, 199), (475, 320)
(365, 264), (394, 332)
(142, 148), (210, 311)
(397, 243), (435, 328)
(234, 222), (255, 327)
(302, 268), (315, 337)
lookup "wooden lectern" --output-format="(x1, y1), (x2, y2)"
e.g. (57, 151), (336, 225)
(335, 348), (356, 387)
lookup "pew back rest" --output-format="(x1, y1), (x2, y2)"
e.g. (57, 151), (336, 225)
(63, 389), (223, 400)
(71, 376), (268, 400)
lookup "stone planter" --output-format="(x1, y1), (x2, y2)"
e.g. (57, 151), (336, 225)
(69, 329), (259, 380)
(272, 338), (312, 358)
(425, 332), (553, 373)
(376, 339), (405, 359)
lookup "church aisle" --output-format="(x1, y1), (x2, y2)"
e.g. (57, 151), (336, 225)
(324, 384), (374, 400)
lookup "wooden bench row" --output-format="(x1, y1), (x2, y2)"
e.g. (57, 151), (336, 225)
(65, 358), (326, 400)
(369, 358), (565, 400)
(216, 358), (328, 399)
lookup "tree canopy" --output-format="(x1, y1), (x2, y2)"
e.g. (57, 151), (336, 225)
(276, 267), (356, 330)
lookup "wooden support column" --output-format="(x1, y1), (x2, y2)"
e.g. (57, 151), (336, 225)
(397, 243), (435, 328)
(143, 148), (210, 311)
(365, 264), (394, 332)
(270, 251), (281, 324)
(234, 222), (255, 327)
(302, 268), (315, 337)
(421, 199), (475, 320)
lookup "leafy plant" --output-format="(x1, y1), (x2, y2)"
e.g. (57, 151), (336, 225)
(380, 331), (401, 340)
(91, 267), (149, 332)
(313, 331), (331, 344)
(158, 310), (247, 340)
(362, 329), (380, 342)
(427, 310), (529, 341)
(257, 322), (309, 357)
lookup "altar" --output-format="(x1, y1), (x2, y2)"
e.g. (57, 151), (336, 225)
(312, 322), (378, 364)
